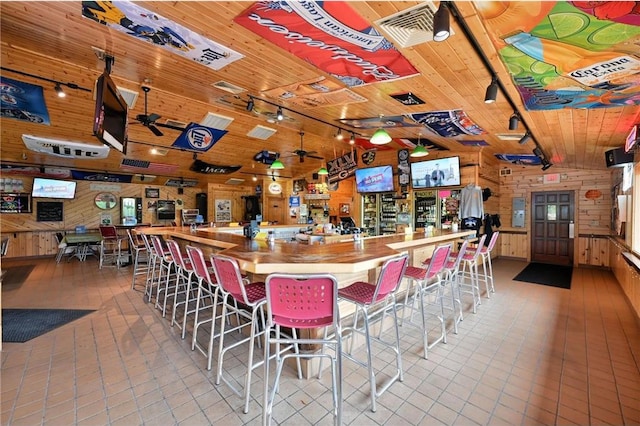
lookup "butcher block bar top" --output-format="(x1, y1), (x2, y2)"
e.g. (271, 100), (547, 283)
(139, 226), (476, 275)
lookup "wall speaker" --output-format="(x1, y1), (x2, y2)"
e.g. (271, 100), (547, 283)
(605, 147), (634, 168)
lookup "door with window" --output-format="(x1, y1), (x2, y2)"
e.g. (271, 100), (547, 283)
(531, 191), (574, 265)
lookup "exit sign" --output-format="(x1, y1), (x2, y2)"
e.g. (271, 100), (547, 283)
(543, 173), (561, 184)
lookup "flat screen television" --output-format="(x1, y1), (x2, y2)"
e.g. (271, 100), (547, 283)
(625, 125), (638, 153)
(355, 165), (394, 193)
(410, 156), (461, 189)
(31, 177), (76, 199)
(93, 71), (128, 155)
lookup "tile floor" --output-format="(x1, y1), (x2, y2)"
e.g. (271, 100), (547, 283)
(1, 256), (640, 425)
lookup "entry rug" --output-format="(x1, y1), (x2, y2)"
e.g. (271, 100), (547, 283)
(2, 308), (95, 343)
(513, 263), (573, 289)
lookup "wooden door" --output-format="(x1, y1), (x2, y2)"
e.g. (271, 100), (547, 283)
(531, 191), (574, 265)
(265, 195), (284, 224)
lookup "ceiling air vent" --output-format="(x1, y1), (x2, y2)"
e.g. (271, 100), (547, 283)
(200, 112), (234, 130)
(225, 178), (245, 185)
(500, 168), (512, 177)
(375, 1), (452, 48)
(496, 133), (526, 141)
(247, 125), (277, 140)
(164, 119), (187, 129)
(116, 87), (138, 109)
(212, 81), (245, 95)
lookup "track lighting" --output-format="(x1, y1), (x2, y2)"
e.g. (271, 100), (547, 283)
(532, 147), (543, 158)
(509, 113), (519, 130)
(484, 77), (498, 103)
(335, 128), (344, 140)
(518, 132), (531, 145)
(433, 2), (450, 42)
(411, 133), (428, 157)
(55, 83), (66, 98)
(252, 175), (257, 182)
(276, 106), (283, 121)
(270, 159), (285, 169)
(318, 167), (328, 175)
(246, 96), (254, 112)
(349, 132), (355, 145)
(541, 158), (552, 171)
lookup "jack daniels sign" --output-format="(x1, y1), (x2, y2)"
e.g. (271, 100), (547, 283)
(190, 159), (242, 174)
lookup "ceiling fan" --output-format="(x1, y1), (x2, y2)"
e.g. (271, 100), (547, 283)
(285, 131), (323, 163)
(131, 86), (185, 137)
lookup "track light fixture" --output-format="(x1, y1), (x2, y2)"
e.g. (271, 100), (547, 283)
(54, 83), (66, 98)
(411, 133), (429, 157)
(509, 113), (519, 130)
(246, 96), (254, 112)
(532, 147), (543, 158)
(252, 175), (257, 182)
(270, 159), (285, 169)
(335, 128), (344, 140)
(484, 77), (498, 103)
(433, 2), (451, 42)
(349, 132), (355, 145)
(541, 158), (552, 171)
(276, 106), (284, 121)
(518, 132), (531, 145)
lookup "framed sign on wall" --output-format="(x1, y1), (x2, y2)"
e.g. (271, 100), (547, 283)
(145, 188), (160, 198)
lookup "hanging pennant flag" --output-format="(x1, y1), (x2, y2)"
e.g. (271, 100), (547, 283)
(171, 122), (227, 152)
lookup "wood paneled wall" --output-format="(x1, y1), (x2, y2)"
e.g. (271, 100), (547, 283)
(609, 239), (640, 318)
(496, 163), (612, 264)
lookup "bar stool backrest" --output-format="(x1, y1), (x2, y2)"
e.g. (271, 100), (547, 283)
(448, 239), (469, 272)
(150, 235), (167, 259)
(185, 245), (215, 286)
(265, 273), (339, 329)
(211, 254), (250, 304)
(486, 231), (500, 252)
(424, 243), (452, 279)
(466, 234), (487, 261)
(99, 225), (118, 240)
(372, 253), (409, 303)
(165, 239), (188, 270)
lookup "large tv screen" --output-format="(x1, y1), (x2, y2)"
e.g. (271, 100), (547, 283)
(411, 156), (461, 189)
(93, 71), (128, 155)
(31, 177), (77, 199)
(355, 165), (394, 193)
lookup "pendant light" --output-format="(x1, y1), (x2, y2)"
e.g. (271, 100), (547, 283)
(370, 115), (392, 145)
(411, 133), (428, 157)
(318, 167), (328, 175)
(270, 159), (285, 169)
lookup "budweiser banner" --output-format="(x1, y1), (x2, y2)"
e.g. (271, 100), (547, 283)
(235, 1), (419, 87)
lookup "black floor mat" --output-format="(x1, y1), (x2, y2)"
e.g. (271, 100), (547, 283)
(513, 262), (573, 289)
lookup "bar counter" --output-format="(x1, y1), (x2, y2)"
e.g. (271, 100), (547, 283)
(139, 226), (476, 275)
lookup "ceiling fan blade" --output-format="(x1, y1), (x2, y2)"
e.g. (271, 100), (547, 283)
(156, 122), (186, 132)
(308, 154), (324, 160)
(147, 113), (161, 123)
(148, 124), (164, 137)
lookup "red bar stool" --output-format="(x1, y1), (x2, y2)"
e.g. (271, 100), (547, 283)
(442, 239), (470, 332)
(99, 225), (124, 269)
(164, 239), (201, 336)
(211, 254), (270, 414)
(478, 231), (500, 298)
(185, 245), (220, 370)
(139, 233), (159, 303)
(263, 273), (342, 426)
(127, 229), (148, 291)
(337, 253), (409, 413)
(151, 235), (177, 316)
(457, 234), (487, 314)
(402, 244), (452, 359)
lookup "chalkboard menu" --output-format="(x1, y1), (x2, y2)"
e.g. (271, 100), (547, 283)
(0, 193), (32, 213)
(37, 201), (63, 222)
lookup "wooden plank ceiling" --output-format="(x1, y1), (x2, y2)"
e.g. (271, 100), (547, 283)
(1, 1), (639, 186)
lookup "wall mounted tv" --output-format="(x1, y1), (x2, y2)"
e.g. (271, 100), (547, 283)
(93, 71), (128, 155)
(355, 165), (395, 193)
(411, 156), (461, 189)
(31, 177), (77, 199)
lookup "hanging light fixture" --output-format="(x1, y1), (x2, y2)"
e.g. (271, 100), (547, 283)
(411, 133), (429, 157)
(318, 166), (329, 175)
(541, 158), (552, 171)
(349, 132), (356, 145)
(252, 175), (257, 182)
(532, 146), (543, 158)
(335, 128), (344, 140)
(518, 132), (531, 145)
(270, 159), (285, 169)
(509, 113), (519, 130)
(246, 96), (254, 112)
(276, 106), (284, 121)
(55, 83), (66, 98)
(433, 2), (450, 42)
(484, 77), (498, 103)
(370, 115), (392, 145)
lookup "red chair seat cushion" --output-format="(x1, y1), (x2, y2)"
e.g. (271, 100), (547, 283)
(338, 281), (384, 304)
